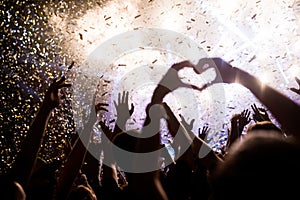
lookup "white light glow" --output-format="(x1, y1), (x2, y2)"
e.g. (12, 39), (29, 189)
(47, 0), (300, 137)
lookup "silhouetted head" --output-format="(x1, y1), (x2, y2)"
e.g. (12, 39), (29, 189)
(211, 131), (300, 199)
(27, 158), (62, 199)
(247, 121), (282, 135)
(68, 185), (97, 200)
(0, 176), (26, 200)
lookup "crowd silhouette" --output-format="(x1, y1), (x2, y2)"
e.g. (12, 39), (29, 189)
(1, 57), (300, 200)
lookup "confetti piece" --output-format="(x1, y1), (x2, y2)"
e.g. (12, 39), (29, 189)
(105, 16), (111, 21)
(68, 61), (75, 70)
(249, 55), (256, 63)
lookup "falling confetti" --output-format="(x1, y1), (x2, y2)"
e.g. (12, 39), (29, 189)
(1, 0), (300, 174)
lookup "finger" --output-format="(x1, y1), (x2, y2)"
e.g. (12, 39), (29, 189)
(179, 114), (184, 121)
(190, 119), (195, 127)
(258, 107), (265, 113)
(179, 114), (187, 125)
(99, 121), (109, 133)
(118, 92), (121, 105)
(125, 91), (129, 104)
(207, 127), (211, 133)
(114, 100), (118, 109)
(129, 103), (134, 115)
(97, 103), (109, 106)
(204, 126), (209, 132)
(172, 60), (194, 71)
(99, 121), (105, 127)
(49, 78), (58, 90)
(242, 110), (247, 117)
(190, 83), (208, 92)
(194, 58), (214, 74)
(122, 91), (126, 103)
(251, 104), (255, 112)
(241, 110), (245, 116)
(246, 110), (251, 118)
(57, 76), (66, 85)
(295, 77), (300, 85)
(57, 83), (72, 89)
(252, 104), (258, 113)
(290, 87), (300, 94)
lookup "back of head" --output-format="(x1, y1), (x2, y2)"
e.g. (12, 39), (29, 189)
(211, 131), (300, 200)
(0, 176), (26, 200)
(247, 121), (283, 135)
(68, 185), (97, 200)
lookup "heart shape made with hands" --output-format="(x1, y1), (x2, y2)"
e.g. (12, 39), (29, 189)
(160, 57), (236, 94)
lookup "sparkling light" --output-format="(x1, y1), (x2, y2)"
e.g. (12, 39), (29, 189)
(2, 0), (300, 173)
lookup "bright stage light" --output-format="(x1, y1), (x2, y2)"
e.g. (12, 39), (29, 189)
(47, 0), (300, 141)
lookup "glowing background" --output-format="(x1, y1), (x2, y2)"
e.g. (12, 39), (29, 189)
(1, 0), (300, 172)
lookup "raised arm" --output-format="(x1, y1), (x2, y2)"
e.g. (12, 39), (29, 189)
(56, 98), (107, 199)
(12, 77), (71, 188)
(131, 103), (168, 200)
(195, 57), (300, 138)
(163, 103), (221, 172)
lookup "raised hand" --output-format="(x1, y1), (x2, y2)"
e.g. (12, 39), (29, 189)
(44, 76), (71, 109)
(251, 104), (270, 122)
(194, 57), (237, 85)
(290, 77), (300, 95)
(227, 109), (251, 150)
(194, 57), (300, 138)
(179, 114), (195, 132)
(114, 91), (134, 130)
(12, 76), (71, 188)
(198, 125), (211, 142)
(114, 91), (134, 116)
(238, 109), (251, 129)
